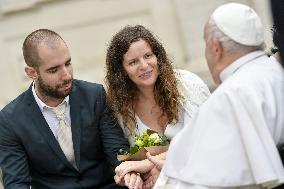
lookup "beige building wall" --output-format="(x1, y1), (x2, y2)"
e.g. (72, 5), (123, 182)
(0, 0), (186, 109)
(174, 0), (273, 89)
(0, 0), (273, 109)
(0, 0), (271, 109)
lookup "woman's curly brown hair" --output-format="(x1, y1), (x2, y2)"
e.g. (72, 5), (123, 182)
(105, 25), (183, 133)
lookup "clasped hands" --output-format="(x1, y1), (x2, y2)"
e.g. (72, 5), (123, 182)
(114, 152), (166, 189)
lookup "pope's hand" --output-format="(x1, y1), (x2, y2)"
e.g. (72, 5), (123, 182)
(115, 172), (143, 189)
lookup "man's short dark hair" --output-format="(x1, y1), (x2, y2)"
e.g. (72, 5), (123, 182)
(22, 29), (64, 67)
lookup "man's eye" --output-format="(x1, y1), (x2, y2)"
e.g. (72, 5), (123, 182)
(48, 69), (57, 73)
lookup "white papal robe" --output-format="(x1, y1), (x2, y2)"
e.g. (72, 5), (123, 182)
(155, 51), (284, 189)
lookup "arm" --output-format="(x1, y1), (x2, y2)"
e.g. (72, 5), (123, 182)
(115, 152), (167, 180)
(116, 153), (166, 189)
(146, 152), (166, 171)
(98, 86), (130, 168)
(142, 166), (160, 189)
(115, 159), (154, 178)
(0, 113), (30, 189)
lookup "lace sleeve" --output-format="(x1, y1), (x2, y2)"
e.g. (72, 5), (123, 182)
(175, 69), (211, 117)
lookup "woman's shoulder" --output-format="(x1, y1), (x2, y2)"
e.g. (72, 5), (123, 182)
(174, 69), (210, 115)
(174, 69), (208, 88)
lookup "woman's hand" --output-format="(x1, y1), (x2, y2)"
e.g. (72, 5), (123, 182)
(115, 151), (167, 188)
(114, 172), (143, 189)
(115, 159), (154, 178)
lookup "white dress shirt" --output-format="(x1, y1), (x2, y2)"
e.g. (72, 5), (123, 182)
(32, 82), (71, 139)
(156, 51), (284, 189)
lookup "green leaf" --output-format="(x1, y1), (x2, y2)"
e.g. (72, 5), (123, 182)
(129, 145), (139, 154)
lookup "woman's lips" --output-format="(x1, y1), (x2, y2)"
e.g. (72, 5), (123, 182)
(139, 70), (152, 79)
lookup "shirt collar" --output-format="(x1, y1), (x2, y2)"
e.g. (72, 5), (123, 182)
(32, 81), (70, 110)
(220, 51), (266, 82)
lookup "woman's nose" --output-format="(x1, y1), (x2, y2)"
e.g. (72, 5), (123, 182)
(139, 59), (148, 69)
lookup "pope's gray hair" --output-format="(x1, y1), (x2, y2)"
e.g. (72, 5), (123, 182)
(206, 17), (265, 53)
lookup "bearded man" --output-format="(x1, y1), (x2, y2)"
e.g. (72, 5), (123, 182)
(0, 29), (129, 189)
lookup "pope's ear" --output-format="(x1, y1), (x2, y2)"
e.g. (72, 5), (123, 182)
(212, 38), (223, 60)
(25, 66), (38, 80)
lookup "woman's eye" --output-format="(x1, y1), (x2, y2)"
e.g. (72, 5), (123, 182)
(129, 60), (137, 66)
(145, 53), (153, 58)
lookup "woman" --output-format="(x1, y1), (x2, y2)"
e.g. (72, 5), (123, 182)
(105, 25), (210, 188)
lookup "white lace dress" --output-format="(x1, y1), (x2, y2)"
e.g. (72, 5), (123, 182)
(119, 69), (210, 147)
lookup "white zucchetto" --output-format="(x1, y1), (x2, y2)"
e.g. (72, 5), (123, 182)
(212, 3), (264, 46)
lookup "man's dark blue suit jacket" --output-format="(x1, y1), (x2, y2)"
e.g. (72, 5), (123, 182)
(0, 79), (129, 189)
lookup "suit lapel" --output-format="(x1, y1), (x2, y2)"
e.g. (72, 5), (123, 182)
(69, 83), (82, 170)
(25, 85), (76, 170)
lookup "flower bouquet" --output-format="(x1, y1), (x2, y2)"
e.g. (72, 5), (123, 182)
(117, 129), (170, 161)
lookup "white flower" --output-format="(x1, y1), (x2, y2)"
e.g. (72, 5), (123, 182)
(135, 139), (144, 147)
(149, 133), (161, 143)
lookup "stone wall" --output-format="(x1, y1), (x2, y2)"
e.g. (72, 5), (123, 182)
(173, 0), (272, 90)
(0, 0), (273, 108)
(0, 0), (185, 109)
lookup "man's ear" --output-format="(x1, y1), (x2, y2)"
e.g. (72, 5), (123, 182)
(25, 66), (38, 80)
(212, 38), (223, 60)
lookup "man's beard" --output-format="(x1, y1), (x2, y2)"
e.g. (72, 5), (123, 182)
(37, 76), (73, 99)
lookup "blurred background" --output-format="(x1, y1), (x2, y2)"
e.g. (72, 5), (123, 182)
(0, 0), (272, 110)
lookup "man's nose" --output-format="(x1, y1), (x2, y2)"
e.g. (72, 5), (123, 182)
(62, 67), (72, 79)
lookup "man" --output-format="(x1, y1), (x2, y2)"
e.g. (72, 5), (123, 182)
(154, 3), (284, 189)
(0, 29), (129, 189)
